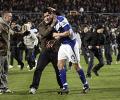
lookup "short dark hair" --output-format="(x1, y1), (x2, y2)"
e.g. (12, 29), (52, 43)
(43, 8), (52, 14)
(1, 10), (11, 17)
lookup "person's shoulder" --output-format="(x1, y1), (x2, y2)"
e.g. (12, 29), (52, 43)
(38, 21), (45, 27)
(57, 16), (66, 22)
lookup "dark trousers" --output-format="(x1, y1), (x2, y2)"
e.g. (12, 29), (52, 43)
(81, 45), (89, 64)
(104, 44), (112, 64)
(87, 47), (104, 74)
(0, 56), (8, 89)
(30, 49), (62, 89)
(10, 46), (24, 66)
(117, 45), (120, 61)
(25, 48), (35, 69)
(34, 45), (40, 58)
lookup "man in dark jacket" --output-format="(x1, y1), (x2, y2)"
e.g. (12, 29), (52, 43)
(85, 24), (105, 77)
(29, 8), (62, 94)
(104, 27), (112, 65)
(80, 26), (91, 64)
(0, 10), (13, 93)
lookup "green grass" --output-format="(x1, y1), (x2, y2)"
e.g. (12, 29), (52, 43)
(0, 55), (120, 100)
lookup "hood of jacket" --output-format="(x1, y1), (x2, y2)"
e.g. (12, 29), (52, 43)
(0, 17), (9, 26)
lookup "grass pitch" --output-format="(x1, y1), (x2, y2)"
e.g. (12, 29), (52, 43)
(0, 55), (120, 100)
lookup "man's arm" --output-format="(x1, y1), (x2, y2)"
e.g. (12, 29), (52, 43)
(53, 17), (71, 39)
(31, 32), (38, 46)
(53, 31), (70, 39)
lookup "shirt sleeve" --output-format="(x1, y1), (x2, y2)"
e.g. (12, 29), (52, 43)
(60, 17), (71, 31)
(31, 32), (38, 46)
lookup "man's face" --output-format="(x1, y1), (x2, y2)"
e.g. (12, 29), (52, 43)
(11, 22), (16, 29)
(43, 12), (53, 24)
(4, 13), (12, 23)
(27, 22), (32, 28)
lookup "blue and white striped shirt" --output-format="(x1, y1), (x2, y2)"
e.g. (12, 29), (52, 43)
(54, 16), (76, 48)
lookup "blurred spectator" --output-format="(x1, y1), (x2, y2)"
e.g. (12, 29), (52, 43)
(0, 0), (120, 13)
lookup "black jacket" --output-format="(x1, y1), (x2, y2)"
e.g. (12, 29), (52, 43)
(38, 21), (60, 52)
(84, 32), (105, 48)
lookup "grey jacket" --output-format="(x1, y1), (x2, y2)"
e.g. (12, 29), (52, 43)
(0, 17), (14, 56)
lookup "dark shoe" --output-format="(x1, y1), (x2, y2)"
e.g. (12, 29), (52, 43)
(82, 84), (90, 93)
(28, 67), (34, 71)
(58, 88), (69, 95)
(107, 62), (111, 65)
(92, 69), (99, 76)
(20, 63), (24, 70)
(86, 73), (91, 78)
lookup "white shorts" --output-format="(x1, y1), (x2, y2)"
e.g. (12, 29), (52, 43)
(58, 41), (80, 63)
(75, 32), (81, 49)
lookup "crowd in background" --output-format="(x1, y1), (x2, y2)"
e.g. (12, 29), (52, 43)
(0, 0), (120, 95)
(0, 0), (120, 69)
(0, 0), (120, 13)
(0, 0), (120, 27)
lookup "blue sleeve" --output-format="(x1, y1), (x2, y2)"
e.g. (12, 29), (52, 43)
(60, 17), (71, 31)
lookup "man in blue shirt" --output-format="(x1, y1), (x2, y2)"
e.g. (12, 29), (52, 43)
(52, 9), (90, 94)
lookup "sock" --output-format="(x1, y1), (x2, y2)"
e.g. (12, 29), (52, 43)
(59, 68), (68, 89)
(77, 69), (87, 85)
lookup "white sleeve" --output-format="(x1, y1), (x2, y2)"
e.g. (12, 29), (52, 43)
(31, 32), (38, 46)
